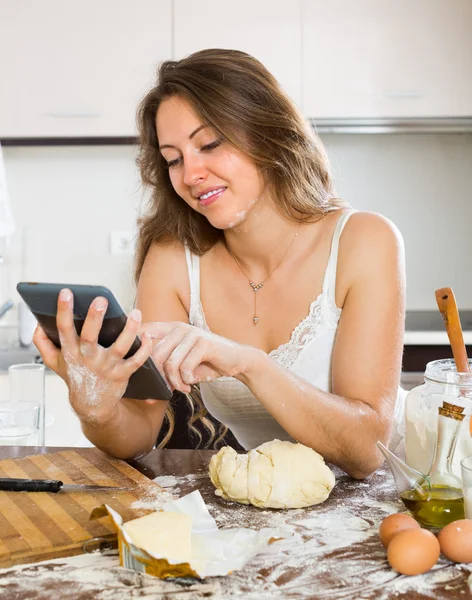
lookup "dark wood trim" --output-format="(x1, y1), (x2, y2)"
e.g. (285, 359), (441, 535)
(0, 137), (138, 147)
(402, 344), (472, 372)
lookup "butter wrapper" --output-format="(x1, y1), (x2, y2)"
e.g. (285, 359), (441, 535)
(91, 489), (291, 579)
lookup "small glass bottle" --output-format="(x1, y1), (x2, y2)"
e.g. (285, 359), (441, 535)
(405, 359), (472, 477)
(401, 401), (465, 528)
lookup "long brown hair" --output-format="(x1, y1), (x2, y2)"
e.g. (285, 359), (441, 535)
(134, 48), (347, 448)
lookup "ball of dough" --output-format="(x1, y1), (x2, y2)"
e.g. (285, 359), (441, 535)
(209, 439), (336, 509)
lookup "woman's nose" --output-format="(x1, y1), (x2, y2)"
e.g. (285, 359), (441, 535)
(182, 154), (207, 187)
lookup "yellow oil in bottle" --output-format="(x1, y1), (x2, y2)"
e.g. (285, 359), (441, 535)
(400, 486), (465, 528)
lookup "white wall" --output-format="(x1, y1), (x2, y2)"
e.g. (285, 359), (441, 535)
(4, 145), (144, 313)
(323, 133), (472, 309)
(2, 132), (472, 316)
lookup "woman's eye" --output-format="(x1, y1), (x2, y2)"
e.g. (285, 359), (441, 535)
(201, 139), (222, 152)
(167, 157), (182, 169)
(164, 139), (221, 168)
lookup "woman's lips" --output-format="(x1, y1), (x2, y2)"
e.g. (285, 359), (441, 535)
(198, 188), (226, 207)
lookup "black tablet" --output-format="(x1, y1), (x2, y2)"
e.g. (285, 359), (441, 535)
(17, 282), (173, 401)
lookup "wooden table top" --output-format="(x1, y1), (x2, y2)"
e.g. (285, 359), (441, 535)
(0, 446), (471, 600)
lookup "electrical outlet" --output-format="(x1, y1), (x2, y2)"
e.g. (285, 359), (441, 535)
(110, 231), (135, 255)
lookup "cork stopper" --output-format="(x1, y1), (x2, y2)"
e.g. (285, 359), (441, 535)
(442, 401), (465, 415)
(439, 402), (465, 421)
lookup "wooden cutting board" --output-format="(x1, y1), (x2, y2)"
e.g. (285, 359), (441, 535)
(0, 448), (166, 568)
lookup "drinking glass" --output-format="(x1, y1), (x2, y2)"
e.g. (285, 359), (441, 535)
(0, 401), (40, 445)
(8, 363), (45, 444)
(461, 455), (472, 518)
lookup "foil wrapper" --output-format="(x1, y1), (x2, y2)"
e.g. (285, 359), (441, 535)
(91, 489), (292, 579)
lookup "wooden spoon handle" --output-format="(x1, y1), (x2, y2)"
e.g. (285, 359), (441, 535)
(435, 287), (470, 373)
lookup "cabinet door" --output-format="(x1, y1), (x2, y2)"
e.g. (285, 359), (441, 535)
(174, 0), (302, 107)
(302, 0), (472, 118)
(0, 0), (172, 137)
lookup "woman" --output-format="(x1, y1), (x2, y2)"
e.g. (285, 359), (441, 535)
(34, 49), (406, 479)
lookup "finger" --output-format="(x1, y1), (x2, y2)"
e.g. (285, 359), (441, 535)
(107, 308), (142, 366)
(140, 321), (182, 343)
(151, 326), (190, 385)
(193, 363), (220, 383)
(33, 324), (61, 370)
(117, 330), (154, 380)
(165, 333), (200, 393)
(55, 288), (79, 359)
(180, 340), (219, 383)
(79, 296), (108, 358)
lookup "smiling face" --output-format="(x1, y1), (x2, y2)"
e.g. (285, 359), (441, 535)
(156, 96), (268, 230)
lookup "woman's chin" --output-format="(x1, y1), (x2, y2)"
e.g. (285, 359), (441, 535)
(208, 214), (246, 230)
(206, 212), (248, 231)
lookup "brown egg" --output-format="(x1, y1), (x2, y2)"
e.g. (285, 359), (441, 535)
(379, 513), (420, 548)
(438, 519), (472, 563)
(387, 528), (440, 575)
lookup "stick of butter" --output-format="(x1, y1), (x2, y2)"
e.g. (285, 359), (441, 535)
(122, 511), (193, 563)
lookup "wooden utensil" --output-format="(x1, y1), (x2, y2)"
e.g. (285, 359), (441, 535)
(435, 287), (470, 372)
(435, 287), (471, 435)
(0, 448), (165, 568)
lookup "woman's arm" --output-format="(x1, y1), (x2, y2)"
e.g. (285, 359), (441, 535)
(238, 213), (406, 478)
(34, 241), (190, 460)
(147, 213), (405, 478)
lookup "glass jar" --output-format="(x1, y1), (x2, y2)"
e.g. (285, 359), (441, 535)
(405, 359), (472, 478)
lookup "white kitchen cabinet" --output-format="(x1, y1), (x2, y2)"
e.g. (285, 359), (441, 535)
(302, 0), (472, 118)
(0, 0), (172, 137)
(174, 0), (302, 107)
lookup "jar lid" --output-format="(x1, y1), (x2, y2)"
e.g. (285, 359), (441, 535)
(424, 358), (472, 387)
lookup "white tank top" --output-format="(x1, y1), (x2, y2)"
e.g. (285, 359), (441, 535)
(185, 210), (406, 451)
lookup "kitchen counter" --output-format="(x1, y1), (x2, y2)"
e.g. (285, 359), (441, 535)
(0, 446), (471, 599)
(402, 310), (472, 370)
(404, 310), (472, 346)
(404, 310), (472, 345)
(404, 331), (472, 345)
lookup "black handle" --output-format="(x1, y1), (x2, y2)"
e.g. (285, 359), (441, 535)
(0, 478), (63, 492)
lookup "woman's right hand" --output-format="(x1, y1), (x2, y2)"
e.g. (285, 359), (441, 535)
(32, 288), (154, 426)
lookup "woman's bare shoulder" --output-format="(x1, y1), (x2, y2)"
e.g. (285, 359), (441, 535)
(142, 238), (188, 275)
(337, 211), (405, 291)
(137, 239), (191, 320)
(343, 211), (404, 256)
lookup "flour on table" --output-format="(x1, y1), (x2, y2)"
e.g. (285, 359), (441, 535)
(0, 552), (219, 599)
(2, 466), (471, 599)
(385, 565), (472, 599)
(129, 483), (176, 511)
(129, 473), (207, 511)
(134, 466), (472, 599)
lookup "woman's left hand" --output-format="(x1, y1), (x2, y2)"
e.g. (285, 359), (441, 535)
(141, 322), (262, 393)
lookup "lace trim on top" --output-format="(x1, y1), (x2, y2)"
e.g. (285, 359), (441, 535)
(185, 210), (355, 370)
(192, 289), (341, 370)
(192, 292), (210, 332)
(269, 293), (341, 368)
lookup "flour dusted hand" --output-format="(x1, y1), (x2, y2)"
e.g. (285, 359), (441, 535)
(33, 288), (154, 425)
(209, 440), (336, 509)
(141, 321), (263, 393)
